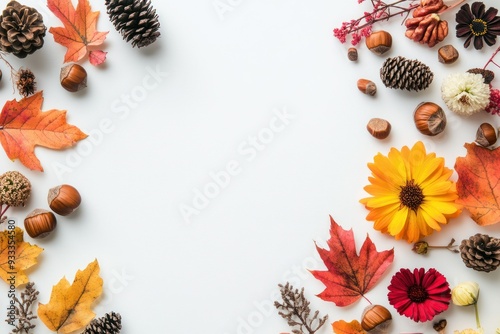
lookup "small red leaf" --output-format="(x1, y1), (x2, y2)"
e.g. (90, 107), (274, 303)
(310, 216), (394, 307)
(89, 50), (107, 66)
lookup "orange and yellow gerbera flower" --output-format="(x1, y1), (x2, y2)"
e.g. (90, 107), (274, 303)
(360, 141), (462, 243)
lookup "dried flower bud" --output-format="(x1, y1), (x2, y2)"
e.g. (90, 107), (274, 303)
(433, 319), (447, 332)
(412, 241), (429, 254)
(451, 281), (479, 306)
(0, 171), (31, 207)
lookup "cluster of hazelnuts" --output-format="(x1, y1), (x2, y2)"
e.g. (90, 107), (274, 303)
(24, 184), (81, 238)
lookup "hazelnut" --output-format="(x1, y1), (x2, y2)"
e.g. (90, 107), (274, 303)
(24, 209), (57, 238)
(438, 44), (459, 64)
(357, 79), (377, 96)
(48, 184), (81, 216)
(60, 64), (87, 92)
(367, 118), (391, 139)
(475, 123), (497, 147)
(348, 47), (358, 61)
(361, 304), (392, 332)
(365, 30), (392, 55)
(414, 102), (447, 136)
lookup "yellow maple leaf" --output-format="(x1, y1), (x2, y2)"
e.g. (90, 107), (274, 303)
(38, 259), (103, 333)
(0, 227), (43, 287)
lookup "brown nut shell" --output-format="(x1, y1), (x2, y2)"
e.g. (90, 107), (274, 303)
(367, 118), (391, 139)
(414, 102), (446, 136)
(357, 79), (377, 96)
(348, 47), (358, 61)
(24, 209), (57, 238)
(48, 184), (81, 216)
(361, 304), (392, 332)
(476, 123), (498, 147)
(438, 44), (459, 64)
(365, 30), (392, 55)
(60, 64), (87, 92)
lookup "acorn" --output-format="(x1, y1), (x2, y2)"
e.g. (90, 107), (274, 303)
(365, 30), (392, 55)
(357, 79), (377, 96)
(24, 209), (57, 238)
(60, 64), (87, 92)
(367, 118), (391, 139)
(48, 184), (81, 216)
(475, 123), (497, 147)
(413, 102), (446, 136)
(361, 304), (392, 333)
(348, 47), (358, 61)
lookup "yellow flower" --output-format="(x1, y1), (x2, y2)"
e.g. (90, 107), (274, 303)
(452, 281), (480, 306)
(360, 141), (461, 243)
(454, 329), (483, 334)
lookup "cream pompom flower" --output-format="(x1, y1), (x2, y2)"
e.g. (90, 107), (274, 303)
(441, 72), (490, 116)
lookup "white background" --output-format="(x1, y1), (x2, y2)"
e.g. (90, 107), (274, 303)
(1, 0), (500, 333)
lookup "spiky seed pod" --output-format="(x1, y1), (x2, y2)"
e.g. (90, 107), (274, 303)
(83, 312), (122, 334)
(467, 68), (495, 84)
(0, 171), (31, 207)
(105, 0), (160, 48)
(380, 56), (434, 92)
(16, 68), (36, 97)
(459, 234), (500, 273)
(0, 1), (46, 58)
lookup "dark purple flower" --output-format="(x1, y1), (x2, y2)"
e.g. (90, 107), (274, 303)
(456, 2), (500, 49)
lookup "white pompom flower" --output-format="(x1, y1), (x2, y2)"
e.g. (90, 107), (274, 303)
(441, 72), (490, 116)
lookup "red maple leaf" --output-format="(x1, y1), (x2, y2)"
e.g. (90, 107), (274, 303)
(455, 142), (500, 226)
(310, 216), (394, 307)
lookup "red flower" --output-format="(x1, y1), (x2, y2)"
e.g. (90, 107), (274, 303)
(387, 268), (451, 322)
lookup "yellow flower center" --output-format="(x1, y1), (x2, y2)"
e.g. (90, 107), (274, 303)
(470, 19), (487, 36)
(399, 180), (424, 211)
(408, 285), (428, 303)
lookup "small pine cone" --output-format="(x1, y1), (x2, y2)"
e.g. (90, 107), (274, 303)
(459, 234), (500, 273)
(83, 312), (122, 334)
(0, 1), (46, 58)
(380, 56), (433, 91)
(105, 0), (160, 48)
(467, 68), (495, 84)
(16, 68), (36, 97)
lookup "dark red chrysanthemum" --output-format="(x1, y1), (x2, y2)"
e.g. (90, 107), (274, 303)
(387, 268), (451, 322)
(456, 2), (500, 49)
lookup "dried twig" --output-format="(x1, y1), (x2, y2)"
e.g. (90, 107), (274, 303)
(5, 282), (39, 334)
(274, 282), (328, 334)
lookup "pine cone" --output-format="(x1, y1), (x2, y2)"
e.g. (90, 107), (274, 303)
(83, 312), (122, 334)
(459, 234), (500, 273)
(380, 56), (433, 91)
(0, 1), (46, 58)
(105, 0), (160, 48)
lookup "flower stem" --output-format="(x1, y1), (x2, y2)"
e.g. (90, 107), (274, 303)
(474, 302), (481, 329)
(0, 205), (10, 222)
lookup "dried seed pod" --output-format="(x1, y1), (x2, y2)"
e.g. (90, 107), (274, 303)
(60, 64), (87, 92)
(48, 184), (81, 216)
(475, 123), (497, 147)
(438, 44), (459, 64)
(24, 209), (57, 238)
(347, 47), (358, 61)
(367, 118), (391, 139)
(357, 79), (377, 96)
(365, 30), (392, 55)
(414, 102), (446, 136)
(361, 304), (392, 332)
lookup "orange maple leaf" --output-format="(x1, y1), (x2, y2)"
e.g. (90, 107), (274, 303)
(455, 143), (500, 226)
(0, 227), (43, 287)
(310, 216), (394, 307)
(48, 0), (108, 64)
(332, 320), (366, 334)
(0, 91), (87, 171)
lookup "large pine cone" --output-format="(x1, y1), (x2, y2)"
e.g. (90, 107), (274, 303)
(380, 56), (433, 91)
(83, 312), (122, 334)
(105, 0), (160, 48)
(460, 234), (500, 273)
(0, 1), (46, 58)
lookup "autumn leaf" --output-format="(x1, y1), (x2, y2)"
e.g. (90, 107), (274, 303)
(0, 227), (43, 287)
(455, 143), (500, 226)
(48, 0), (108, 64)
(0, 91), (87, 171)
(38, 259), (103, 334)
(310, 216), (394, 307)
(332, 320), (366, 334)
